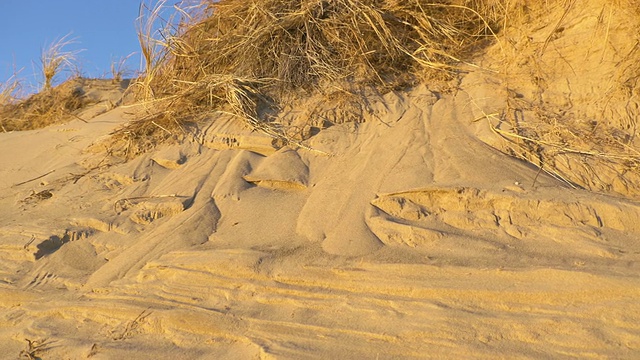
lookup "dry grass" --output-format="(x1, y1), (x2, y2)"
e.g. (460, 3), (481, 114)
(131, 0), (172, 102)
(0, 77), (91, 132)
(479, 105), (640, 193)
(110, 53), (135, 84)
(500, 93), (640, 195)
(113, 0), (500, 157)
(40, 34), (82, 91)
(19, 338), (50, 360)
(0, 35), (89, 132)
(473, 0), (640, 197)
(0, 71), (23, 108)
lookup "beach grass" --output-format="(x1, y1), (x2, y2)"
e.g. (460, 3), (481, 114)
(113, 0), (499, 156)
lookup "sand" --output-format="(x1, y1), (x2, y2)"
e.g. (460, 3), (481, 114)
(1, 2), (640, 359)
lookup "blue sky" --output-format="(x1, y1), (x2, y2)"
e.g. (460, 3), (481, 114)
(0, 1), (158, 94)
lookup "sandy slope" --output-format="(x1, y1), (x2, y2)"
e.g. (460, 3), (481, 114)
(1, 81), (639, 359)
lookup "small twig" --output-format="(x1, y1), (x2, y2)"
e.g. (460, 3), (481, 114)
(61, 108), (88, 123)
(539, 0), (576, 56)
(532, 164), (544, 188)
(19, 338), (51, 360)
(600, 4), (613, 64)
(151, 120), (172, 135)
(113, 308), (152, 341)
(70, 154), (112, 184)
(87, 343), (99, 358)
(23, 235), (36, 249)
(12, 170), (55, 188)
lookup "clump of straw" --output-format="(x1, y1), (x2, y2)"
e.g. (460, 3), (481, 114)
(40, 34), (82, 91)
(116, 0), (498, 157)
(0, 77), (90, 132)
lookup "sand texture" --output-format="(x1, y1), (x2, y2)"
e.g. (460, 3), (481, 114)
(1, 2), (640, 359)
(0, 84), (638, 359)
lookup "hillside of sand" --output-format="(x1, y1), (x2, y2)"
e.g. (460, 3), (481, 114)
(1, 1), (640, 359)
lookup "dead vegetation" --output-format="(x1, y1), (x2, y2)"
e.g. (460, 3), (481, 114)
(19, 338), (50, 360)
(110, 53), (135, 84)
(2, 0), (638, 198)
(113, 0), (500, 157)
(0, 34), (90, 132)
(474, 0), (640, 197)
(111, 309), (153, 341)
(115, 0), (640, 200)
(0, 77), (91, 131)
(0, 71), (23, 107)
(40, 34), (82, 91)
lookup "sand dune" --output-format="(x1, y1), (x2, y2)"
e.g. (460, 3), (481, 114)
(1, 81), (639, 359)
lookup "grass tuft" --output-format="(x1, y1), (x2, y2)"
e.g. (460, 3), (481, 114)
(110, 53), (135, 84)
(131, 0), (172, 102)
(0, 71), (23, 109)
(40, 34), (82, 91)
(0, 77), (90, 131)
(113, 0), (499, 157)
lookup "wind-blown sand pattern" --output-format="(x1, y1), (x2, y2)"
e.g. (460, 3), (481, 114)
(1, 82), (639, 359)
(1, 1), (640, 359)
